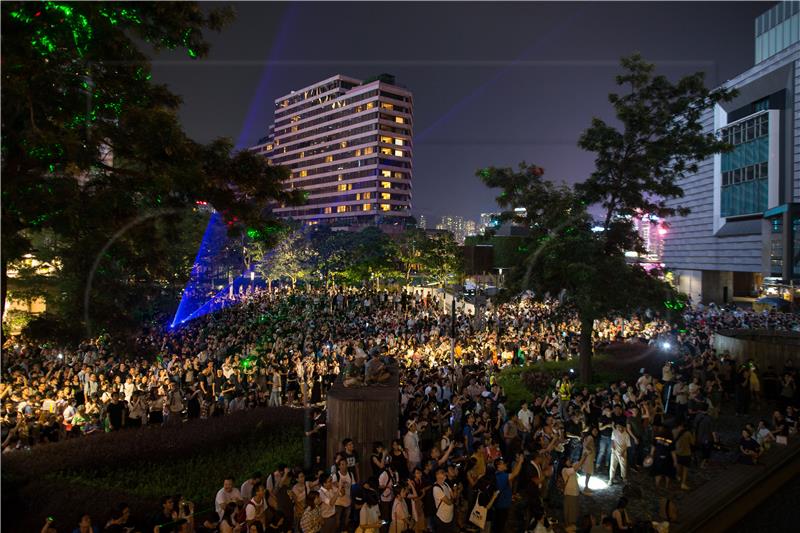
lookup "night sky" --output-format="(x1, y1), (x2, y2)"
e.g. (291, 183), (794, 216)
(150, 1), (768, 223)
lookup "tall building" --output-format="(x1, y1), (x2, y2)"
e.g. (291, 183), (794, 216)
(417, 214), (427, 230)
(633, 214), (666, 261)
(663, 2), (800, 303)
(250, 74), (413, 227)
(436, 215), (473, 244)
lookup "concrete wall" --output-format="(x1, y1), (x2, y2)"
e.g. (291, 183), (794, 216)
(714, 329), (800, 370)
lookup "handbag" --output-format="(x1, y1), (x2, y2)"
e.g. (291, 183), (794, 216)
(469, 491), (488, 529)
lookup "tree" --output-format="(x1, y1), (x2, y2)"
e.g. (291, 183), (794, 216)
(256, 229), (317, 289)
(479, 54), (734, 382)
(395, 228), (428, 284)
(2, 3), (302, 339)
(422, 232), (463, 290)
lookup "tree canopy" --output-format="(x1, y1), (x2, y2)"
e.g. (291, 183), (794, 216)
(479, 54), (735, 381)
(2, 2), (302, 341)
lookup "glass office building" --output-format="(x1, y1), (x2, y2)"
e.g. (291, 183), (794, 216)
(663, 2), (800, 304)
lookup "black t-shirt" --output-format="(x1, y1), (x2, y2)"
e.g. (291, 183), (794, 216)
(107, 401), (125, 429)
(344, 450), (359, 477)
(599, 415), (613, 437)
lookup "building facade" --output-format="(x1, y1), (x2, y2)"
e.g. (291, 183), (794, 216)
(251, 74), (413, 227)
(436, 215), (474, 244)
(663, 3), (800, 304)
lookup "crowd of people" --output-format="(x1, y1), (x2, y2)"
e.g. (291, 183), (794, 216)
(3, 286), (799, 533)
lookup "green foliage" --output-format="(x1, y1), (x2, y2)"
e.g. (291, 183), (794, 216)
(498, 356), (625, 412)
(56, 427), (303, 505)
(2, 2), (303, 339)
(422, 232), (463, 288)
(479, 55), (734, 382)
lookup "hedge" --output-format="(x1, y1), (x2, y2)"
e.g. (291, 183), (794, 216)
(2, 406), (304, 532)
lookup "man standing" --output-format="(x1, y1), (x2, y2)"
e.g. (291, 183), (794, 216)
(518, 401), (534, 447)
(595, 407), (613, 473)
(558, 373), (572, 421)
(494, 454), (524, 532)
(609, 422), (632, 485)
(432, 468), (456, 533)
(269, 366), (283, 407)
(167, 382), (184, 425)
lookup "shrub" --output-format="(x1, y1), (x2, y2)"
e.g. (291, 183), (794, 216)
(498, 354), (626, 412)
(2, 406), (304, 532)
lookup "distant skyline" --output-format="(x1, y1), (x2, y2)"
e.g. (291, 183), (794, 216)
(149, 1), (767, 221)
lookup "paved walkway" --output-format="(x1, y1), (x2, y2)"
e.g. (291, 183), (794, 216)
(528, 404), (799, 532)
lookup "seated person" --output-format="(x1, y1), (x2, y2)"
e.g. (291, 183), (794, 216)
(738, 428), (761, 465)
(364, 356), (391, 385)
(343, 357), (365, 388)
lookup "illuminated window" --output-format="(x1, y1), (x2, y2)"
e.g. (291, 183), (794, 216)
(356, 193), (361, 200)
(267, 144), (273, 151)
(354, 149), (362, 157)
(356, 105), (363, 113)
(381, 193), (391, 200)
(393, 172), (403, 179)
(366, 102), (375, 109)
(363, 203), (372, 211)
(299, 152), (305, 158)
(291, 125), (298, 133)
(394, 150), (404, 157)
(380, 204), (391, 211)
(395, 116), (405, 124)
(363, 146), (374, 155)
(337, 205), (349, 213)
(381, 170), (391, 177)
(337, 174), (344, 181)
(381, 181), (391, 189)
(380, 136), (393, 144)
(381, 102), (394, 110)
(340, 141), (348, 148)
(338, 184), (347, 192)
(281, 100), (289, 107)
(362, 192), (371, 199)
(380, 147), (392, 155)
(299, 170), (308, 177)
(291, 115), (300, 122)
(324, 207), (332, 214)
(394, 139), (404, 146)
(325, 155), (333, 162)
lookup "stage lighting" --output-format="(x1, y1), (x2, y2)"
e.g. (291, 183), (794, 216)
(577, 474), (608, 491)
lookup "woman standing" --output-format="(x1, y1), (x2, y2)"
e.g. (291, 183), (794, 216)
(148, 389), (164, 426)
(581, 426), (598, 495)
(390, 485), (412, 533)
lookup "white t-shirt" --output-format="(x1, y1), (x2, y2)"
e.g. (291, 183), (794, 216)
(611, 428), (631, 454)
(518, 408), (534, 431)
(378, 470), (397, 502)
(433, 483), (454, 523)
(215, 487), (242, 518)
(245, 496), (266, 523)
(319, 486), (337, 518)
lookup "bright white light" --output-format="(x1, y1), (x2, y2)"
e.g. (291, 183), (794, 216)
(58, 353), (63, 359)
(577, 474), (608, 491)
(661, 341), (671, 350)
(591, 226), (605, 232)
